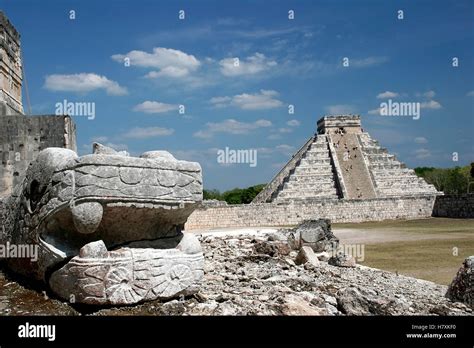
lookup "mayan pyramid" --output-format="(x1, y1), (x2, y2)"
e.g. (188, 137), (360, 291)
(253, 115), (438, 203)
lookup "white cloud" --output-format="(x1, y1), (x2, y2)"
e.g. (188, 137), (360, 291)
(112, 47), (200, 78)
(414, 137), (428, 144)
(467, 91), (474, 97)
(232, 90), (283, 110)
(123, 127), (174, 139)
(278, 127), (293, 133)
(423, 90), (436, 98)
(267, 133), (282, 140)
(326, 104), (357, 114)
(91, 136), (109, 143)
(209, 96), (232, 108)
(133, 101), (178, 114)
(44, 73), (127, 96)
(210, 90), (283, 110)
(193, 119), (272, 139)
(414, 148), (432, 159)
(219, 53), (277, 76)
(420, 100), (442, 109)
(368, 108), (382, 115)
(145, 67), (189, 78)
(377, 91), (399, 99)
(350, 56), (389, 68)
(287, 119), (300, 127)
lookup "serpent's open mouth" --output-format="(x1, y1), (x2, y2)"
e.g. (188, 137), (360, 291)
(38, 198), (198, 260)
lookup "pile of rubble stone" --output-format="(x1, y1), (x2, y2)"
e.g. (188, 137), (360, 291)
(94, 220), (472, 316)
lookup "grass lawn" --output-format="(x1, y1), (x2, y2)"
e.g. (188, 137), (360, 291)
(333, 218), (474, 285)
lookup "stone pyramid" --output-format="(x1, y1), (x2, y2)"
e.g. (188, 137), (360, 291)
(253, 115), (438, 203)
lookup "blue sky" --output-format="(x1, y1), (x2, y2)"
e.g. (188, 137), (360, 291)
(2, 0), (473, 190)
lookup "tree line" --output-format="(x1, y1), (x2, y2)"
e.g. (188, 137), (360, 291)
(203, 184), (266, 204)
(414, 164), (473, 195)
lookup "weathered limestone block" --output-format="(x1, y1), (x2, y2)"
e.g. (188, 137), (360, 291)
(288, 219), (339, 252)
(446, 256), (473, 308)
(295, 246), (320, 267)
(1, 144), (204, 305)
(328, 253), (356, 268)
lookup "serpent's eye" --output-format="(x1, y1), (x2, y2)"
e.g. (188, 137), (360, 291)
(28, 179), (45, 211)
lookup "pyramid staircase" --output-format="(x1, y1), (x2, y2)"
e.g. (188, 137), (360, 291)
(270, 134), (341, 202)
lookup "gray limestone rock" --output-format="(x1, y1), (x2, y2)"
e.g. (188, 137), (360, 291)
(288, 219), (339, 252)
(446, 256), (473, 308)
(295, 246), (320, 267)
(329, 253), (356, 268)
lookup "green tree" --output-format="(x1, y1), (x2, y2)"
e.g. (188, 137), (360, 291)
(222, 188), (243, 204)
(203, 184), (266, 204)
(415, 165), (471, 194)
(444, 167), (469, 194)
(414, 167), (435, 177)
(424, 168), (447, 192)
(203, 189), (222, 200)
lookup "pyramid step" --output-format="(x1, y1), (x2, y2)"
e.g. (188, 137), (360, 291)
(369, 163), (404, 169)
(362, 148), (389, 154)
(371, 169), (414, 176)
(308, 143), (328, 150)
(275, 190), (339, 199)
(375, 181), (426, 188)
(284, 180), (336, 188)
(288, 173), (334, 182)
(303, 152), (330, 158)
(377, 188), (438, 196)
(293, 167), (333, 176)
(305, 148), (329, 155)
(366, 153), (396, 160)
(299, 158), (332, 165)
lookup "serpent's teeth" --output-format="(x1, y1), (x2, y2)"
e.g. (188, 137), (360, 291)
(79, 240), (108, 258)
(71, 202), (103, 234)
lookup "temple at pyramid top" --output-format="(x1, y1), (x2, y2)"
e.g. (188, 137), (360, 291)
(317, 115), (362, 134)
(253, 115), (439, 203)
